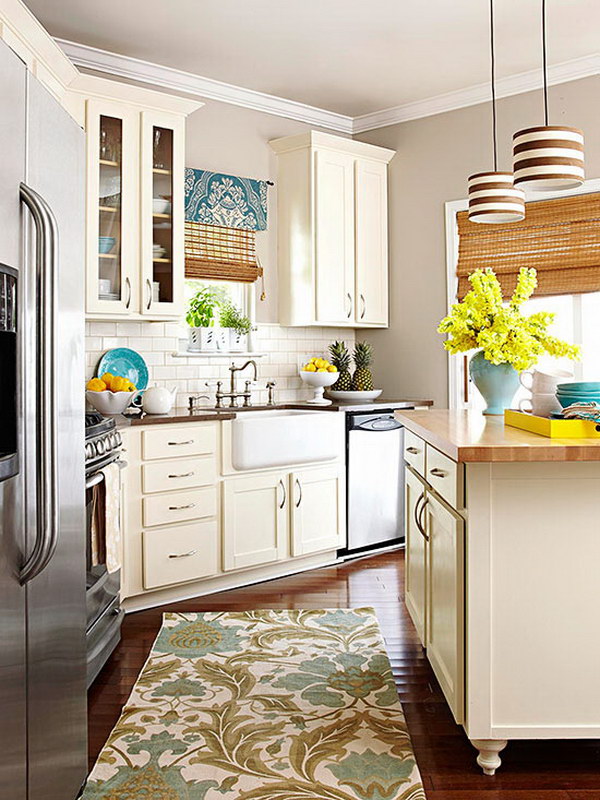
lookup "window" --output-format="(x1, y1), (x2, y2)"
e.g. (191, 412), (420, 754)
(445, 181), (600, 410)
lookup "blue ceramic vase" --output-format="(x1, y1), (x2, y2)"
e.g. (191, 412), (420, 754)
(469, 350), (520, 415)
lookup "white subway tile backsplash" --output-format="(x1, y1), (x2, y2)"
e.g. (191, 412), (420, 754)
(85, 321), (355, 401)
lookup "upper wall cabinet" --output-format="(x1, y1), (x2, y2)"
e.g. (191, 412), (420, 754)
(66, 76), (202, 320)
(270, 132), (395, 328)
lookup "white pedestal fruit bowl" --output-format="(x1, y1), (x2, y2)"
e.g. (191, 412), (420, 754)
(299, 369), (338, 405)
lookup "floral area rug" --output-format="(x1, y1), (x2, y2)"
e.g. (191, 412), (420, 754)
(82, 608), (426, 800)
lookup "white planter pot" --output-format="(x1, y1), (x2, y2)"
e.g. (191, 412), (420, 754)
(228, 330), (248, 352)
(188, 327), (217, 352)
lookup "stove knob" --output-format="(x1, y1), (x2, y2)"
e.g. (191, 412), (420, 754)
(95, 438), (105, 456)
(115, 431), (122, 446)
(85, 442), (95, 459)
(109, 433), (118, 448)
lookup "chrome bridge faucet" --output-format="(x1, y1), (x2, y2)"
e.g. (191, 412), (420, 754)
(214, 360), (258, 408)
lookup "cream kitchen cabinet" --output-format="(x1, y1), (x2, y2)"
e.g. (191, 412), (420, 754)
(68, 76), (201, 320)
(423, 489), (464, 725)
(290, 466), (345, 557)
(270, 131), (395, 328)
(404, 466), (428, 646)
(222, 472), (288, 572)
(122, 417), (344, 611)
(404, 436), (465, 725)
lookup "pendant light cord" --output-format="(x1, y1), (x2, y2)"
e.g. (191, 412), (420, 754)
(489, 0), (498, 172)
(542, 0), (549, 125)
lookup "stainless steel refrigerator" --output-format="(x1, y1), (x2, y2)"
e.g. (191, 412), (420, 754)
(0, 38), (88, 800)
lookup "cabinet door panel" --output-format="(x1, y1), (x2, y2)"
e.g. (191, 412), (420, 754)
(425, 491), (465, 724)
(355, 159), (388, 326)
(85, 99), (138, 315)
(291, 467), (345, 556)
(223, 474), (288, 571)
(314, 149), (355, 324)
(140, 111), (185, 317)
(405, 466), (428, 645)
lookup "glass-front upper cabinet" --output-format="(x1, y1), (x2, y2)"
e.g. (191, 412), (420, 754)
(140, 111), (185, 317)
(85, 100), (138, 315)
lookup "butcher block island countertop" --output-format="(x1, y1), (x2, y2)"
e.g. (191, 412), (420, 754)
(395, 409), (600, 462)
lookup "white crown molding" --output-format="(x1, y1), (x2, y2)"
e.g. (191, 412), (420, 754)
(56, 38), (599, 135)
(56, 38), (354, 134)
(352, 53), (600, 133)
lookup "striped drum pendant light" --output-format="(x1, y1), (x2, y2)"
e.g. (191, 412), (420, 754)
(468, 172), (525, 223)
(512, 0), (584, 191)
(468, 0), (524, 223)
(513, 125), (585, 191)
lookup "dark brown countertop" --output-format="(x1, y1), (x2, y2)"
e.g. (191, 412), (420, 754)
(113, 398), (433, 427)
(116, 410), (236, 427)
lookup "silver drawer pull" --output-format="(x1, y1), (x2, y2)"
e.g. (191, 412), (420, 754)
(406, 447), (420, 455)
(168, 471), (195, 479)
(168, 549), (197, 559)
(430, 468), (447, 478)
(168, 503), (196, 511)
(168, 440), (194, 446)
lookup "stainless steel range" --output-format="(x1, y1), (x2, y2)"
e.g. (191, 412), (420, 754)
(85, 412), (125, 687)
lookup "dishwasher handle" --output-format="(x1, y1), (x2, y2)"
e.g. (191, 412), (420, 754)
(350, 415), (403, 432)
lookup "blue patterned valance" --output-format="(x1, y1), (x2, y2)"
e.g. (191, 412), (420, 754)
(185, 168), (268, 231)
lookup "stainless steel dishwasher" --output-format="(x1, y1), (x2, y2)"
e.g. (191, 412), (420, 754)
(346, 411), (405, 554)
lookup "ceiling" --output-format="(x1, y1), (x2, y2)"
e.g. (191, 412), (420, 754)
(25, 0), (600, 117)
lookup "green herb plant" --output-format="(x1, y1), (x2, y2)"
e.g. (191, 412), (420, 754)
(219, 302), (252, 336)
(186, 287), (221, 328)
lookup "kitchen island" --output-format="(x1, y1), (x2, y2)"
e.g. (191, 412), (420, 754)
(395, 410), (600, 776)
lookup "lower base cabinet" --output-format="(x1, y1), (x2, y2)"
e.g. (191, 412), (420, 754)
(291, 466), (345, 556)
(222, 473), (288, 572)
(405, 467), (428, 644)
(424, 491), (464, 724)
(405, 464), (465, 725)
(223, 465), (345, 572)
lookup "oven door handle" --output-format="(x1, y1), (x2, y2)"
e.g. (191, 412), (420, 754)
(86, 458), (127, 490)
(19, 183), (59, 586)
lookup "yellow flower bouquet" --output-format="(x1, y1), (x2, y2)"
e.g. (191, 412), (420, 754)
(438, 268), (580, 414)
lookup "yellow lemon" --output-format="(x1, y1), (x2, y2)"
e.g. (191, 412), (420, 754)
(315, 358), (326, 369)
(86, 378), (106, 392)
(327, 365), (338, 372)
(316, 367), (328, 372)
(100, 372), (114, 386)
(110, 376), (128, 393)
(304, 363), (317, 372)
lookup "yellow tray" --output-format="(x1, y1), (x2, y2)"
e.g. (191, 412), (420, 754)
(504, 409), (600, 438)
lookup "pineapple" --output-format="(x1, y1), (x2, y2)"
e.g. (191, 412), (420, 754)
(329, 340), (352, 391)
(352, 341), (374, 391)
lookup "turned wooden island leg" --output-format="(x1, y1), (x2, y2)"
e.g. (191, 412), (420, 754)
(470, 739), (508, 775)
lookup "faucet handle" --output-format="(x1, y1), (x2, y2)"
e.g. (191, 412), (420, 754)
(266, 380), (276, 406)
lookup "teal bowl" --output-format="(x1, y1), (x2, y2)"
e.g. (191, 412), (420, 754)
(557, 381), (600, 393)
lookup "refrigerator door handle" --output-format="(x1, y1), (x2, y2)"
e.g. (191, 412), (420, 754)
(19, 182), (59, 585)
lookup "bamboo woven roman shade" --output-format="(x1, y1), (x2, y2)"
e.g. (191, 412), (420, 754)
(185, 222), (262, 283)
(456, 192), (600, 299)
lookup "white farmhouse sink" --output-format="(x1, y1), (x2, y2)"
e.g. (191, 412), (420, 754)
(232, 410), (342, 470)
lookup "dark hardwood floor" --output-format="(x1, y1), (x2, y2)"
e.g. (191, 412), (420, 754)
(88, 549), (600, 799)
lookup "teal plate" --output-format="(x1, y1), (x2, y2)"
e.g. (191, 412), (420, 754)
(96, 348), (149, 391)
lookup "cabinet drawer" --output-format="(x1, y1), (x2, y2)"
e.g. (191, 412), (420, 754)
(142, 520), (218, 590)
(404, 430), (425, 476)
(142, 487), (217, 527)
(142, 424), (216, 461)
(426, 445), (463, 509)
(142, 456), (216, 494)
